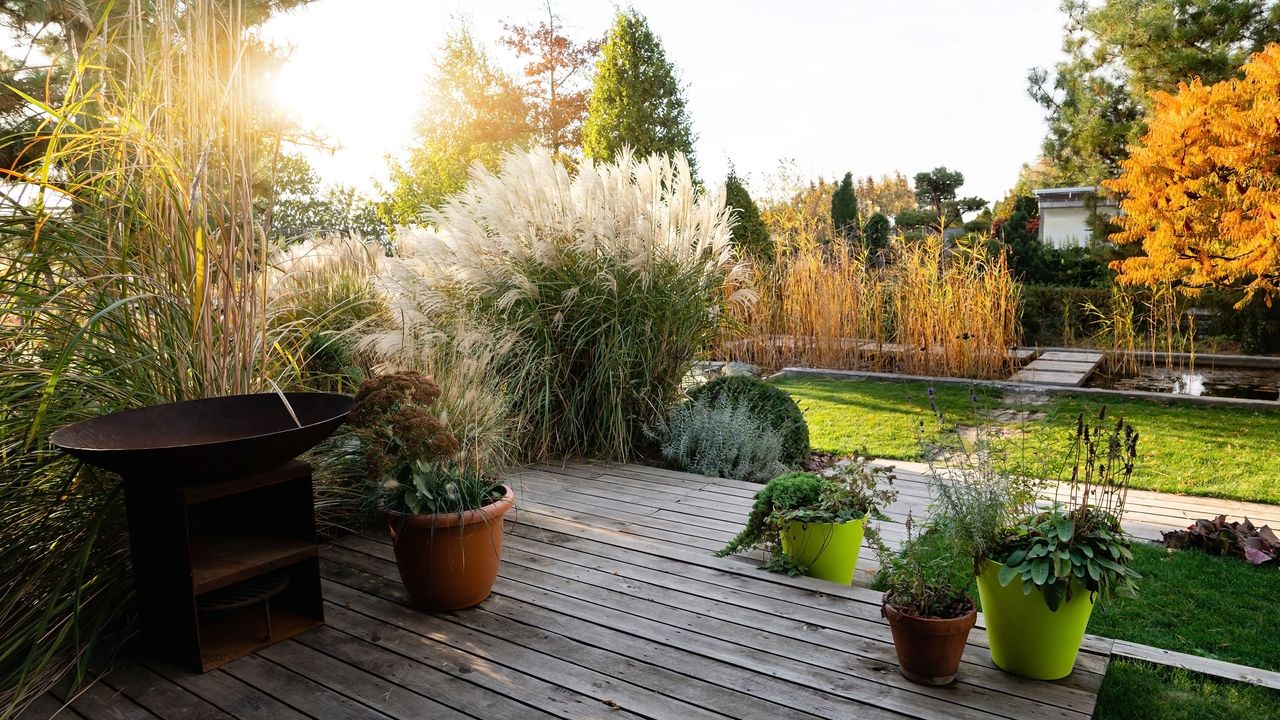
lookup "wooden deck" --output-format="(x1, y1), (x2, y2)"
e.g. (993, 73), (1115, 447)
(26, 460), (1123, 720)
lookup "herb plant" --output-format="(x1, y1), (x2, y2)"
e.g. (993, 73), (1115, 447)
(716, 456), (897, 575)
(648, 393), (787, 483)
(876, 516), (975, 619)
(685, 376), (810, 464)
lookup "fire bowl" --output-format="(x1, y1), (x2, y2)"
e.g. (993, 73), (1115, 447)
(50, 392), (352, 481)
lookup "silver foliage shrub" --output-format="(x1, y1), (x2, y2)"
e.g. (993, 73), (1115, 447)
(652, 394), (787, 483)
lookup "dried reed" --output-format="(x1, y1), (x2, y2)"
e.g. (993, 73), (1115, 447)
(721, 236), (1021, 379)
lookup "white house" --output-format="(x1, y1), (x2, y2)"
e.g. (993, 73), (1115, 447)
(1033, 186), (1120, 248)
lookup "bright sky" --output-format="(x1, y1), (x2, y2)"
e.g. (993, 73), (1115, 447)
(271, 1), (1067, 203)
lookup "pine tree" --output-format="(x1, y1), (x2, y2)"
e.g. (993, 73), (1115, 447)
(830, 172), (859, 241)
(582, 9), (697, 175)
(725, 167), (771, 262)
(1029, 0), (1280, 184)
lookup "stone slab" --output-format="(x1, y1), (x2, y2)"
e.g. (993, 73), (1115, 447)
(1010, 369), (1087, 386)
(1039, 350), (1103, 363)
(1023, 360), (1101, 372)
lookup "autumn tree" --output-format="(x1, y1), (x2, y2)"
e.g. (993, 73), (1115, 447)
(854, 172), (915, 217)
(582, 9), (696, 175)
(1029, 0), (1280, 184)
(761, 186), (836, 251)
(383, 23), (529, 224)
(501, 1), (601, 158)
(830, 172), (859, 241)
(1107, 43), (1280, 303)
(725, 167), (771, 262)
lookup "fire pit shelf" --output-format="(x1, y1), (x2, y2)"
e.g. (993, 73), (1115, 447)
(123, 460), (325, 672)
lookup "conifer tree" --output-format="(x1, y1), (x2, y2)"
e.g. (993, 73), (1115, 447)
(831, 172), (859, 241)
(582, 9), (696, 175)
(863, 212), (891, 251)
(725, 167), (771, 262)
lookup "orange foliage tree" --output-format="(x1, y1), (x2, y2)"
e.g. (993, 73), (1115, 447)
(1107, 44), (1280, 304)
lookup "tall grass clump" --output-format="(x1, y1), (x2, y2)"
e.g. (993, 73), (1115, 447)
(267, 235), (386, 392)
(367, 147), (752, 460)
(0, 2), (341, 712)
(1084, 284), (1196, 374)
(721, 235), (1021, 379)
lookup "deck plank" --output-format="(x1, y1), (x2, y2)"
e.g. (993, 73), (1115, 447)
(26, 460), (1136, 720)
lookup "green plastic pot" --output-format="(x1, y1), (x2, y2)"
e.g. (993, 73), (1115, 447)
(976, 560), (1095, 680)
(780, 517), (864, 584)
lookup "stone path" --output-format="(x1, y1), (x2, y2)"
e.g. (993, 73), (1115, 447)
(1010, 349), (1104, 387)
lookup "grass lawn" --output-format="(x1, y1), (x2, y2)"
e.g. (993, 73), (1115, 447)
(1094, 660), (1280, 720)
(772, 376), (1280, 505)
(1088, 543), (1280, 671)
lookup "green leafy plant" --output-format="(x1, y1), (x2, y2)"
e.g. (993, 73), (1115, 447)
(348, 372), (502, 516)
(876, 516), (975, 619)
(648, 393), (787, 483)
(687, 376), (809, 465)
(716, 457), (897, 574)
(993, 410), (1142, 610)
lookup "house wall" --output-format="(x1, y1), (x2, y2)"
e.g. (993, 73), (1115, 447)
(1040, 205), (1118, 248)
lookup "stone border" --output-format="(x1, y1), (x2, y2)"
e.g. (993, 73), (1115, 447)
(1031, 345), (1280, 370)
(768, 366), (1280, 409)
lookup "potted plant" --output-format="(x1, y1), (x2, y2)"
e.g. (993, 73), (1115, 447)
(976, 410), (1141, 680)
(876, 517), (977, 686)
(716, 456), (897, 584)
(350, 371), (515, 611)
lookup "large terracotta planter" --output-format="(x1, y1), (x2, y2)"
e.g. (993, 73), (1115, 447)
(779, 516), (865, 584)
(882, 593), (977, 686)
(384, 486), (515, 611)
(977, 560), (1095, 680)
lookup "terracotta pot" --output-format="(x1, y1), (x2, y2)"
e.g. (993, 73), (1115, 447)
(384, 486), (515, 611)
(881, 593), (978, 686)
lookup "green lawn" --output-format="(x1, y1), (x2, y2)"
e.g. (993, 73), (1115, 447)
(1094, 660), (1280, 720)
(1088, 544), (1280, 671)
(772, 376), (1280, 505)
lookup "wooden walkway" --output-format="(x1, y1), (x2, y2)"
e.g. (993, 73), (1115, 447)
(879, 458), (1280, 546)
(25, 461), (1120, 720)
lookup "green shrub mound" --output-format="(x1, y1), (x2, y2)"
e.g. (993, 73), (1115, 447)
(650, 393), (787, 483)
(688, 376), (810, 464)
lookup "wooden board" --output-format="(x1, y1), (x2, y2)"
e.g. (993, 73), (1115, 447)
(20, 462), (1130, 720)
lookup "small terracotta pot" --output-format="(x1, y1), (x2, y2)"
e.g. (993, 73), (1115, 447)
(882, 593), (978, 686)
(384, 486), (515, 611)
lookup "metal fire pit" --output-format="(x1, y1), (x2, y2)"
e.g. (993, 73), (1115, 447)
(50, 392), (352, 482)
(49, 391), (351, 671)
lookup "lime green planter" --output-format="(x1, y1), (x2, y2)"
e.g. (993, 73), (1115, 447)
(976, 560), (1096, 680)
(780, 517), (865, 584)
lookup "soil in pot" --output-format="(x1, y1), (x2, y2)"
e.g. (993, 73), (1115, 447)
(977, 559), (1095, 680)
(882, 594), (977, 686)
(780, 517), (864, 584)
(385, 485), (515, 611)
